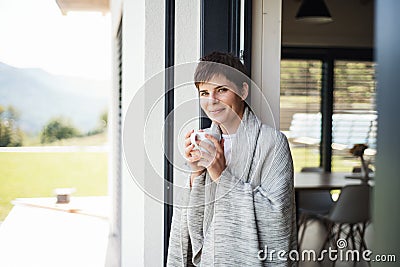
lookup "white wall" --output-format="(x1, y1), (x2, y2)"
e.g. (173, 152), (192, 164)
(282, 0), (374, 48)
(143, 1), (165, 266)
(120, 0), (146, 265)
(174, 0), (201, 189)
(251, 0), (282, 128)
(175, 1), (201, 65)
(107, 0), (123, 265)
(111, 0), (201, 266)
(117, 0), (165, 265)
(110, 0), (122, 37)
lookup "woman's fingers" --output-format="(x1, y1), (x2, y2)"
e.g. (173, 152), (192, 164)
(198, 140), (214, 153)
(184, 129), (194, 147)
(184, 130), (224, 172)
(197, 151), (215, 168)
(186, 147), (204, 163)
(205, 134), (224, 152)
(185, 129), (194, 138)
(184, 143), (193, 155)
(190, 150), (202, 161)
(185, 144), (200, 161)
(185, 137), (192, 147)
(196, 136), (223, 162)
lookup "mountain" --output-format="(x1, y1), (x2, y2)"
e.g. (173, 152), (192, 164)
(0, 62), (109, 134)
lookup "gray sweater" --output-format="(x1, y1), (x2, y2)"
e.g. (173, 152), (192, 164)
(167, 108), (297, 266)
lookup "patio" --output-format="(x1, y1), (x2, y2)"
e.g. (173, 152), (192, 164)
(0, 197), (110, 267)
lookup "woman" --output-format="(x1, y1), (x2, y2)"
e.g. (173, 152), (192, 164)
(167, 52), (297, 266)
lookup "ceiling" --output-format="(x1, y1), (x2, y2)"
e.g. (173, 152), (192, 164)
(55, 0), (109, 15)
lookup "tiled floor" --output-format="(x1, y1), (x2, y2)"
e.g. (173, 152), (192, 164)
(298, 220), (373, 267)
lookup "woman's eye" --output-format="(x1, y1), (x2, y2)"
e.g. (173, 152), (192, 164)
(200, 91), (209, 96)
(218, 88), (228, 93)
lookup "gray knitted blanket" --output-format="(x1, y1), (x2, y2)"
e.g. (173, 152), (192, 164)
(167, 107), (297, 266)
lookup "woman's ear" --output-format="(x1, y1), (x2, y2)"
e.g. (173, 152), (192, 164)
(241, 82), (249, 100)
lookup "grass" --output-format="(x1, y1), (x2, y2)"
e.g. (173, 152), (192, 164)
(23, 132), (108, 146)
(0, 133), (108, 221)
(291, 145), (320, 172)
(0, 152), (107, 221)
(290, 144), (362, 173)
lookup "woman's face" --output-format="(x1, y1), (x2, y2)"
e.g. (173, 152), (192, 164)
(198, 74), (248, 133)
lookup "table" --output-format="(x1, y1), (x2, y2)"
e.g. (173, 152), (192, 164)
(11, 196), (110, 219)
(294, 172), (373, 221)
(294, 172), (373, 190)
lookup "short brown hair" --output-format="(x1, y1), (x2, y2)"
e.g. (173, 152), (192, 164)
(194, 51), (249, 90)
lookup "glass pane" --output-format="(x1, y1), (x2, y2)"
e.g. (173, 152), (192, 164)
(280, 60), (322, 172)
(0, 4), (111, 221)
(332, 61), (377, 172)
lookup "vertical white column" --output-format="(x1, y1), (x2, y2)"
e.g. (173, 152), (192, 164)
(251, 0), (282, 128)
(175, 0), (201, 65)
(107, 1), (123, 266)
(121, 0), (165, 265)
(174, 0), (201, 189)
(143, 0), (165, 266)
(121, 0), (146, 265)
(119, 0), (202, 265)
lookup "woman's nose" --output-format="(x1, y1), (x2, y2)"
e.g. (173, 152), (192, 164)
(208, 92), (219, 103)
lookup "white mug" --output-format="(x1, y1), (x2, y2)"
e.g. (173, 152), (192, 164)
(190, 129), (221, 151)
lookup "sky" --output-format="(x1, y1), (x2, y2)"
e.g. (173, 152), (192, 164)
(0, 0), (111, 81)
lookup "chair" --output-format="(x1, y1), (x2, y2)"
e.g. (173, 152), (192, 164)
(319, 184), (371, 264)
(352, 166), (374, 174)
(297, 191), (334, 249)
(296, 167), (334, 249)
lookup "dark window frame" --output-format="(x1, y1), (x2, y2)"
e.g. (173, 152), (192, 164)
(200, 0), (252, 128)
(164, 0), (175, 265)
(281, 46), (374, 172)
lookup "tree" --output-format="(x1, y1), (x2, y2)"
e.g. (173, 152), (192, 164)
(100, 110), (108, 126)
(40, 117), (80, 144)
(0, 105), (23, 147)
(87, 110), (108, 136)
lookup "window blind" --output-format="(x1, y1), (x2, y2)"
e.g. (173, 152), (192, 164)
(332, 61), (377, 171)
(280, 59), (322, 172)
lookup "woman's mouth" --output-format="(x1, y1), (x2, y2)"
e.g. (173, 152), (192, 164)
(209, 108), (225, 115)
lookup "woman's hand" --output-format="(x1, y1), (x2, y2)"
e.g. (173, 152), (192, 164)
(184, 130), (206, 185)
(197, 134), (226, 182)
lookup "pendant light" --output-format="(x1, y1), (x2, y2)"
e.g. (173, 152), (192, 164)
(296, 0), (333, 23)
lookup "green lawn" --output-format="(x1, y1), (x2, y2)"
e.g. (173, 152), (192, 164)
(23, 132), (108, 146)
(0, 152), (107, 221)
(291, 146), (320, 173)
(290, 145), (362, 173)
